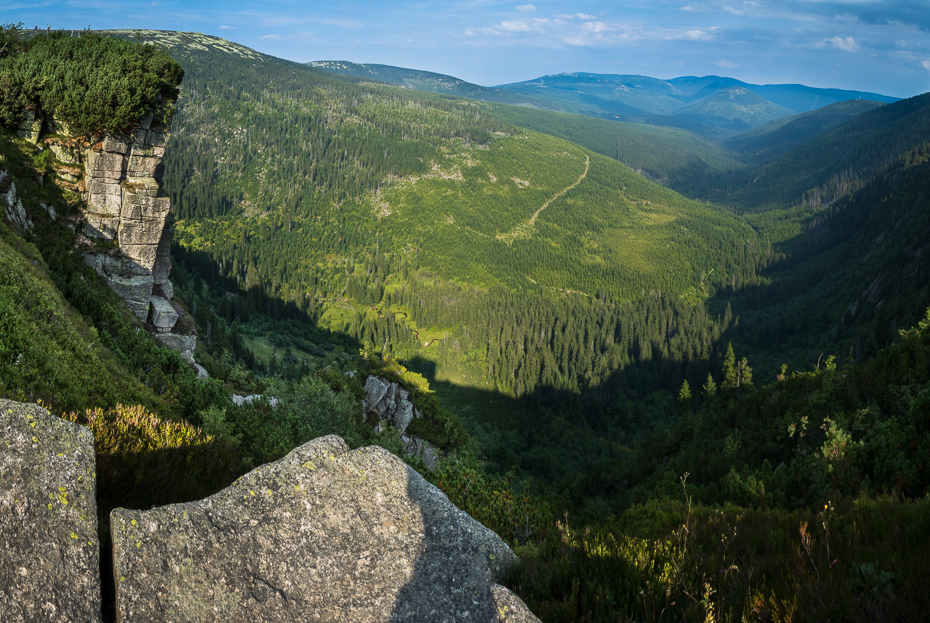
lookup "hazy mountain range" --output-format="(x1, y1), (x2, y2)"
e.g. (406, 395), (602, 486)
(309, 60), (899, 135)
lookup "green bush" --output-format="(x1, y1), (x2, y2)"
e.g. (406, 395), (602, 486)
(62, 403), (243, 515)
(0, 29), (182, 137)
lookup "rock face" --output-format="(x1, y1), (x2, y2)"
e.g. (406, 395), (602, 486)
(364, 376), (442, 469)
(1, 170), (34, 234)
(76, 109), (175, 325)
(12, 102), (201, 370)
(111, 435), (518, 622)
(0, 400), (101, 623)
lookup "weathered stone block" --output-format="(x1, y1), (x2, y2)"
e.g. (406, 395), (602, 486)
(118, 243), (159, 270)
(154, 332), (196, 363)
(0, 400), (102, 623)
(86, 178), (123, 197)
(84, 252), (151, 278)
(98, 273), (154, 321)
(48, 143), (82, 165)
(118, 219), (167, 247)
(87, 191), (122, 217)
(126, 154), (160, 178)
(83, 215), (119, 240)
(15, 109), (41, 143)
(120, 188), (170, 221)
(152, 241), (172, 287)
(149, 295), (179, 331)
(111, 436), (518, 623)
(85, 150), (125, 179)
(101, 134), (131, 155)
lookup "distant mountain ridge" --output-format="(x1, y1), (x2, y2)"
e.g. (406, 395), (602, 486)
(311, 61), (899, 136)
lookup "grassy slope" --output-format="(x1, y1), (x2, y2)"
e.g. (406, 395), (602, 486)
(155, 38), (755, 304)
(478, 102), (739, 194)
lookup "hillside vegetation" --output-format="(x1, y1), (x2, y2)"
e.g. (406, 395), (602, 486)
(0, 25), (182, 137)
(2, 29), (930, 623)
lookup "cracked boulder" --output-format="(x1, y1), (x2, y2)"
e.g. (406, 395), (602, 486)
(0, 400), (101, 623)
(110, 435), (522, 622)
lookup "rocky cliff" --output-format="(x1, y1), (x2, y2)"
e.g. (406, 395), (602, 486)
(11, 102), (200, 370)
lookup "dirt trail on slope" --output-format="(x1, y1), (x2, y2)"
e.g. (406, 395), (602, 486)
(528, 154), (589, 226)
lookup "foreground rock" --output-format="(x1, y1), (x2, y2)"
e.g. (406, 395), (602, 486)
(111, 435), (527, 622)
(0, 400), (101, 623)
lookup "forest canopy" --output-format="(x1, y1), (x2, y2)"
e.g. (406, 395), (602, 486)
(0, 24), (183, 137)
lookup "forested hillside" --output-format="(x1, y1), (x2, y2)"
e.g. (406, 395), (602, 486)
(3, 28), (930, 622)
(146, 33), (799, 485)
(707, 92), (930, 211)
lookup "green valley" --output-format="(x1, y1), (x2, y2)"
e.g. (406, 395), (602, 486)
(2, 26), (930, 623)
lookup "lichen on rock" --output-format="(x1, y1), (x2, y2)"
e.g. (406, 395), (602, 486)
(0, 400), (101, 623)
(111, 435), (519, 622)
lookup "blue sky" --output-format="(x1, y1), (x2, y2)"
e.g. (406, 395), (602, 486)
(3, 1), (929, 97)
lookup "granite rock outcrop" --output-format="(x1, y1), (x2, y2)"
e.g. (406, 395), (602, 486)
(8, 101), (201, 372)
(364, 376), (442, 469)
(111, 435), (534, 622)
(0, 400), (101, 623)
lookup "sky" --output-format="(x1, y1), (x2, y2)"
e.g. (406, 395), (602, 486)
(3, 1), (929, 97)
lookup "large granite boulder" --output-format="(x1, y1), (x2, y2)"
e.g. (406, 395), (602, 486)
(111, 435), (521, 622)
(0, 400), (101, 623)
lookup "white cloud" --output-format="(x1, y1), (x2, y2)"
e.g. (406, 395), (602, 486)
(723, 5), (742, 15)
(827, 36), (859, 52)
(500, 20), (531, 32)
(260, 34), (284, 40)
(581, 21), (607, 34)
(515, 4), (535, 11)
(714, 59), (738, 68)
(554, 12), (596, 20)
(681, 5), (696, 11)
(680, 29), (712, 40)
(219, 25), (236, 30)
(923, 59), (930, 70)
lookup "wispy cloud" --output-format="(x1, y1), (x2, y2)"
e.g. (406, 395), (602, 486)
(827, 35), (859, 51)
(714, 58), (739, 67)
(555, 13), (597, 20)
(219, 25), (236, 30)
(922, 59), (930, 70)
(515, 4), (535, 12)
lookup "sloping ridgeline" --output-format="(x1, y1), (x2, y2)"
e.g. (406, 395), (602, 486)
(154, 32), (782, 484)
